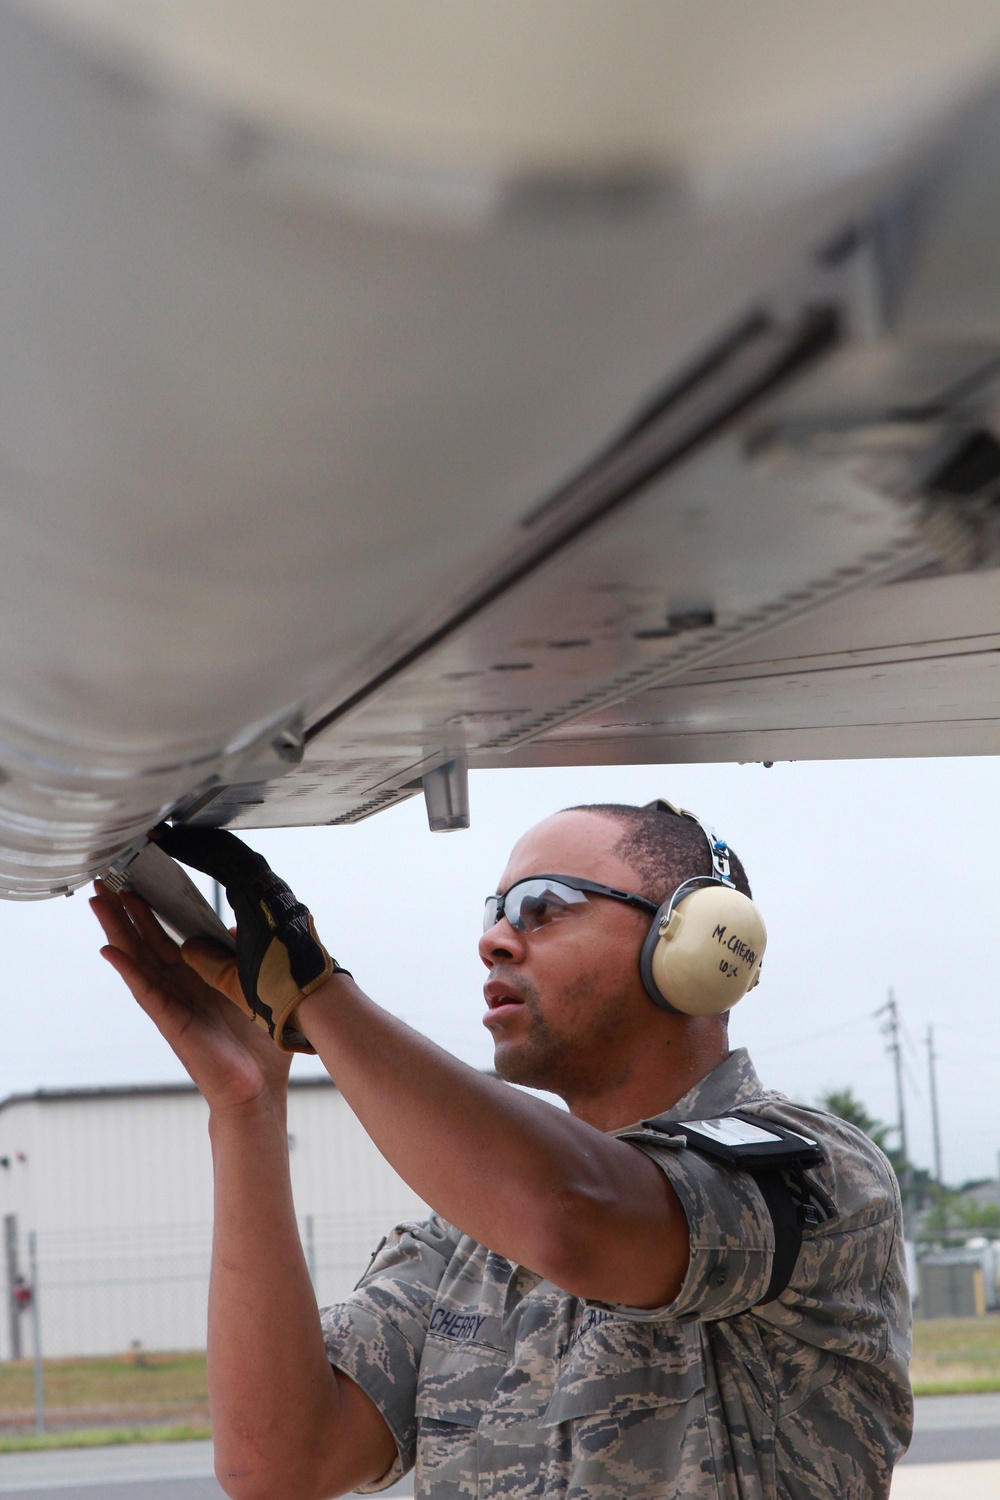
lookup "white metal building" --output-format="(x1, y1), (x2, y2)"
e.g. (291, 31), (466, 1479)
(0, 1079), (426, 1360)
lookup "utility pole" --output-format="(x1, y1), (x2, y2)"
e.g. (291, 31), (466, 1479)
(3, 1215), (21, 1361)
(925, 1025), (943, 1187)
(877, 990), (912, 1234)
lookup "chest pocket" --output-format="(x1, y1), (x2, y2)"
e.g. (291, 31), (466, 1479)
(415, 1337), (507, 1494)
(416, 1335), (507, 1429)
(542, 1311), (704, 1427)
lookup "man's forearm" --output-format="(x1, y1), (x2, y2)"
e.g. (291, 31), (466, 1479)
(207, 1098), (348, 1498)
(296, 977), (688, 1306)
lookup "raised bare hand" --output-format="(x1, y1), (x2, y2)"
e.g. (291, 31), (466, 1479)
(90, 881), (291, 1115)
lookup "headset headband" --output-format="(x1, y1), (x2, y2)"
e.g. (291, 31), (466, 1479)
(639, 798), (764, 1016)
(642, 797), (734, 887)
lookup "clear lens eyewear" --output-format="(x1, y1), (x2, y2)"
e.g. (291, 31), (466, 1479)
(483, 874), (657, 934)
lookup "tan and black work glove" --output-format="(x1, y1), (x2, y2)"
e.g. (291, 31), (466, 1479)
(153, 824), (347, 1053)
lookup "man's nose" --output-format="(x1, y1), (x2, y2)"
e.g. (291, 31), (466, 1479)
(478, 916), (527, 968)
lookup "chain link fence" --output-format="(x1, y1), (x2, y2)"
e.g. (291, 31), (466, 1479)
(0, 1210), (396, 1433)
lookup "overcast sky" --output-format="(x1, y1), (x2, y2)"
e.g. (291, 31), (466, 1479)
(1, 755), (996, 1185)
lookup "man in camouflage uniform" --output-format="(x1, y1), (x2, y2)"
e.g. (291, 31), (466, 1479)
(92, 801), (912, 1499)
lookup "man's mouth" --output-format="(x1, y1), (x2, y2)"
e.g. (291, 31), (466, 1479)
(483, 977), (526, 1025)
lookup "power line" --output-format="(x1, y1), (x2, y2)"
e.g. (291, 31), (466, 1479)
(902, 1054), (923, 1099)
(899, 1018), (923, 1097)
(753, 1011), (880, 1056)
(901, 1023), (921, 1062)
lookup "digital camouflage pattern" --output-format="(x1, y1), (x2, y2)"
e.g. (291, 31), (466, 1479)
(321, 1049), (912, 1498)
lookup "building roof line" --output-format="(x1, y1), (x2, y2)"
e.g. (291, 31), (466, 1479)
(0, 1075), (339, 1112)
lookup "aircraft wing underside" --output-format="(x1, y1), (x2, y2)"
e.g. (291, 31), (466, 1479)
(207, 333), (1000, 834)
(2, 2), (1000, 894)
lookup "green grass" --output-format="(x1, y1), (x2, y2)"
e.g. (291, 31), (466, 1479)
(0, 1324), (995, 1450)
(0, 1352), (210, 1451)
(0, 1356), (208, 1410)
(912, 1315), (1000, 1394)
(0, 1423), (211, 1453)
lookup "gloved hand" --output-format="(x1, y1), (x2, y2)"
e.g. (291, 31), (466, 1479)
(152, 824), (347, 1054)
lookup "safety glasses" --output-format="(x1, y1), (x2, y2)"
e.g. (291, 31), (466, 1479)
(483, 874), (658, 935)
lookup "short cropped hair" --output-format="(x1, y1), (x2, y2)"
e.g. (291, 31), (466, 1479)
(564, 802), (752, 907)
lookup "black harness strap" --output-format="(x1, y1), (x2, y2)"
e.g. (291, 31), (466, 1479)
(748, 1167), (806, 1304)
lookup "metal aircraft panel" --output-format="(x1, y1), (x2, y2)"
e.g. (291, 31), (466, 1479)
(2, 3), (1000, 889)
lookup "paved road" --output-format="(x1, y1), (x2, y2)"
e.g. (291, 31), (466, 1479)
(0, 1442), (218, 1499)
(0, 1441), (414, 1499)
(900, 1391), (1000, 1465)
(1, 1393), (998, 1497)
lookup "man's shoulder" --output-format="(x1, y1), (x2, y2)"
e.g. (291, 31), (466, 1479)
(737, 1090), (900, 1225)
(743, 1088), (893, 1166)
(660, 1048), (898, 1213)
(353, 1213), (507, 1303)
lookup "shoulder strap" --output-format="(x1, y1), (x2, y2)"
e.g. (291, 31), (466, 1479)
(749, 1168), (802, 1304)
(749, 1163), (830, 1304)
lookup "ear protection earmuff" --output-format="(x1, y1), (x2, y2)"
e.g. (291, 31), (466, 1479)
(638, 799), (766, 1016)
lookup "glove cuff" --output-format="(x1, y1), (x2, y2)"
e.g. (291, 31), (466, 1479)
(262, 924), (350, 1053)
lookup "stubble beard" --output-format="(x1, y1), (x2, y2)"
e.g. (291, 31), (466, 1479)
(492, 973), (635, 1102)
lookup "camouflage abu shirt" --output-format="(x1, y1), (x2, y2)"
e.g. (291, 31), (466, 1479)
(321, 1049), (912, 1498)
